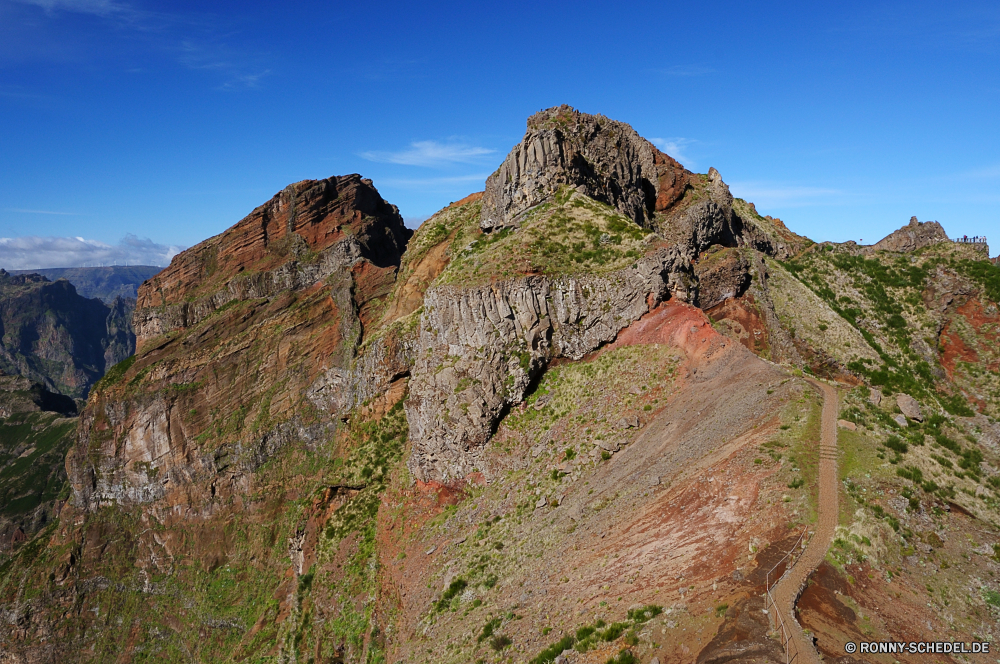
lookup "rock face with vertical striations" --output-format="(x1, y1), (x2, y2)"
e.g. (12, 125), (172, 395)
(481, 105), (690, 232)
(406, 248), (689, 481)
(402, 107), (805, 481)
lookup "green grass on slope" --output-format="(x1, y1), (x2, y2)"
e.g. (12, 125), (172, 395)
(436, 188), (653, 287)
(0, 399), (409, 663)
(0, 412), (75, 518)
(782, 246), (982, 416)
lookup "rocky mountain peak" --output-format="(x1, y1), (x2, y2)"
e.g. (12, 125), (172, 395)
(480, 105), (695, 232)
(869, 216), (950, 253)
(133, 174), (412, 343)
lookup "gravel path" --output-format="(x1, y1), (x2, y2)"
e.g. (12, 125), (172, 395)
(770, 378), (839, 664)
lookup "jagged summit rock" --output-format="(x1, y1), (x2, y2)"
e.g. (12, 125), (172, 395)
(480, 105), (694, 232)
(134, 174), (412, 342)
(479, 105), (805, 262)
(869, 216), (949, 253)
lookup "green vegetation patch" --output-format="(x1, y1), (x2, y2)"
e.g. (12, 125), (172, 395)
(437, 189), (653, 287)
(0, 411), (76, 518)
(91, 355), (135, 393)
(529, 605), (661, 663)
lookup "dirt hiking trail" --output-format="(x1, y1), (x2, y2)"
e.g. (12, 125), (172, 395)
(770, 378), (839, 664)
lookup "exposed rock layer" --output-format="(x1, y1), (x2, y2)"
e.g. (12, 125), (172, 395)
(69, 175), (413, 512)
(134, 174), (411, 343)
(407, 248), (688, 481)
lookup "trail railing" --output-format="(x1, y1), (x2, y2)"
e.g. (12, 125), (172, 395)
(762, 529), (808, 664)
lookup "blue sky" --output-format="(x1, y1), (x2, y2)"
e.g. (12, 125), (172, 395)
(1, 0), (998, 268)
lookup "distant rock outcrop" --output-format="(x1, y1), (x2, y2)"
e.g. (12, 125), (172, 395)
(0, 271), (136, 398)
(10, 265), (162, 303)
(0, 372), (77, 418)
(135, 174), (411, 343)
(0, 372), (77, 553)
(869, 216), (949, 253)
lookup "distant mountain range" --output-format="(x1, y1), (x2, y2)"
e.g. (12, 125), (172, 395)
(0, 270), (135, 398)
(8, 265), (162, 303)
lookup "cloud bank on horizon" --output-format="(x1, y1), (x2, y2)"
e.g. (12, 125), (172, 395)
(0, 234), (184, 270)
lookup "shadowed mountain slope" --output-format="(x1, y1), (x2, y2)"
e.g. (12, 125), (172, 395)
(0, 271), (135, 399)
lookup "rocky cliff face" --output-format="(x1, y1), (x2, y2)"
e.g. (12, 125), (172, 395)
(0, 271), (135, 398)
(406, 248), (687, 481)
(134, 174), (409, 343)
(481, 105), (673, 231)
(69, 175), (412, 513)
(403, 107), (804, 482)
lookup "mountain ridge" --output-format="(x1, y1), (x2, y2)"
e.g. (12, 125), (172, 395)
(1, 106), (998, 664)
(8, 266), (162, 304)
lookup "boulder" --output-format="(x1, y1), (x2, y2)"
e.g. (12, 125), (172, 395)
(837, 419), (857, 431)
(869, 388), (882, 406)
(694, 245), (751, 309)
(897, 394), (923, 421)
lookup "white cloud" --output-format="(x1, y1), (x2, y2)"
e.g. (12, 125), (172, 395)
(0, 234), (184, 269)
(649, 137), (695, 167)
(13, 2), (269, 90)
(651, 65), (716, 77)
(218, 69), (271, 91)
(728, 182), (842, 208)
(12, 0), (129, 17)
(360, 141), (495, 167)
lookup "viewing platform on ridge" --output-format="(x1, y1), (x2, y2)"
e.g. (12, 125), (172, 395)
(955, 234), (988, 244)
